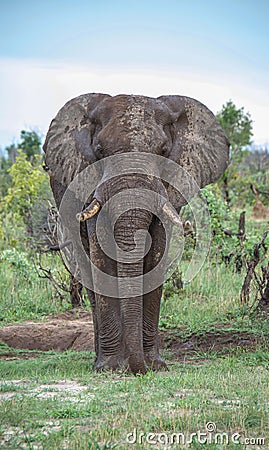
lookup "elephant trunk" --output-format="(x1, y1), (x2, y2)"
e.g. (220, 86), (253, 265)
(114, 208), (152, 374)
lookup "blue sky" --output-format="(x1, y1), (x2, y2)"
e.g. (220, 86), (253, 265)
(0, 0), (269, 148)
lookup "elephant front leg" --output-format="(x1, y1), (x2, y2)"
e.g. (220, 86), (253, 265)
(143, 217), (168, 370)
(93, 295), (124, 371)
(143, 287), (167, 371)
(89, 233), (123, 371)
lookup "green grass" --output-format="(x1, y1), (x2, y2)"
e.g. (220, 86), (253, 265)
(0, 350), (268, 448)
(161, 260), (244, 332)
(0, 251), (71, 324)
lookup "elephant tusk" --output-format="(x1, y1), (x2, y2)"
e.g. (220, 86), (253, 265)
(162, 202), (182, 227)
(76, 199), (101, 222)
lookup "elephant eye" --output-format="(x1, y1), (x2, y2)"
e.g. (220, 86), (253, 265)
(95, 143), (104, 157)
(160, 139), (169, 155)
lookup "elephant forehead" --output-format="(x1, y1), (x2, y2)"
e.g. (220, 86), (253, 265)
(118, 110), (161, 151)
(101, 95), (156, 123)
(98, 95), (168, 151)
(120, 98), (150, 128)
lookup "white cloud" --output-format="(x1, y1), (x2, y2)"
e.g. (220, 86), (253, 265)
(0, 58), (268, 148)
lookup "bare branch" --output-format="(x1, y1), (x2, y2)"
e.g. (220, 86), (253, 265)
(222, 211), (246, 247)
(46, 240), (72, 252)
(240, 231), (268, 304)
(250, 183), (269, 197)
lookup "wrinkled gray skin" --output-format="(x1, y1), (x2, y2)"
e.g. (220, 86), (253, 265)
(44, 94), (229, 374)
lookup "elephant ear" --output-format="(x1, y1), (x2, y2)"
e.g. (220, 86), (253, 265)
(158, 95), (230, 209)
(43, 93), (111, 190)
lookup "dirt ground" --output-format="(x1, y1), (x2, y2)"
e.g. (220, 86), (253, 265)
(0, 309), (268, 362)
(251, 199), (269, 220)
(0, 310), (95, 354)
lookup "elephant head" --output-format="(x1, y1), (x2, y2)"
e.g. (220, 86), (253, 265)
(43, 93), (229, 374)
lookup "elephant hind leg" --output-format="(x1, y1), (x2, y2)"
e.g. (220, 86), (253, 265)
(86, 288), (98, 357)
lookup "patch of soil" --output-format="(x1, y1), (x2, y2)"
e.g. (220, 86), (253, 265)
(251, 199), (269, 220)
(0, 310), (94, 353)
(0, 310), (268, 362)
(160, 328), (269, 361)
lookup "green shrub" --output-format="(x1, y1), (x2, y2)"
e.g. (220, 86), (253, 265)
(0, 150), (51, 249)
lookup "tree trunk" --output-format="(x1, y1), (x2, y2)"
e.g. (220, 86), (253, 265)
(69, 275), (83, 307)
(257, 268), (269, 312)
(223, 174), (231, 205)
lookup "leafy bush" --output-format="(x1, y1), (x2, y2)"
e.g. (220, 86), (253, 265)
(0, 248), (34, 278)
(0, 150), (51, 249)
(201, 184), (229, 238)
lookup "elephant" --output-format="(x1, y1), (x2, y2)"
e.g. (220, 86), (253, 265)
(43, 93), (229, 375)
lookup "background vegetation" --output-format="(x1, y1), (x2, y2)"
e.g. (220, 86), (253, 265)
(0, 102), (268, 448)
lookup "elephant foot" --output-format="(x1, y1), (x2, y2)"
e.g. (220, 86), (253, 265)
(144, 353), (168, 371)
(128, 354), (148, 375)
(93, 355), (127, 372)
(93, 356), (149, 375)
